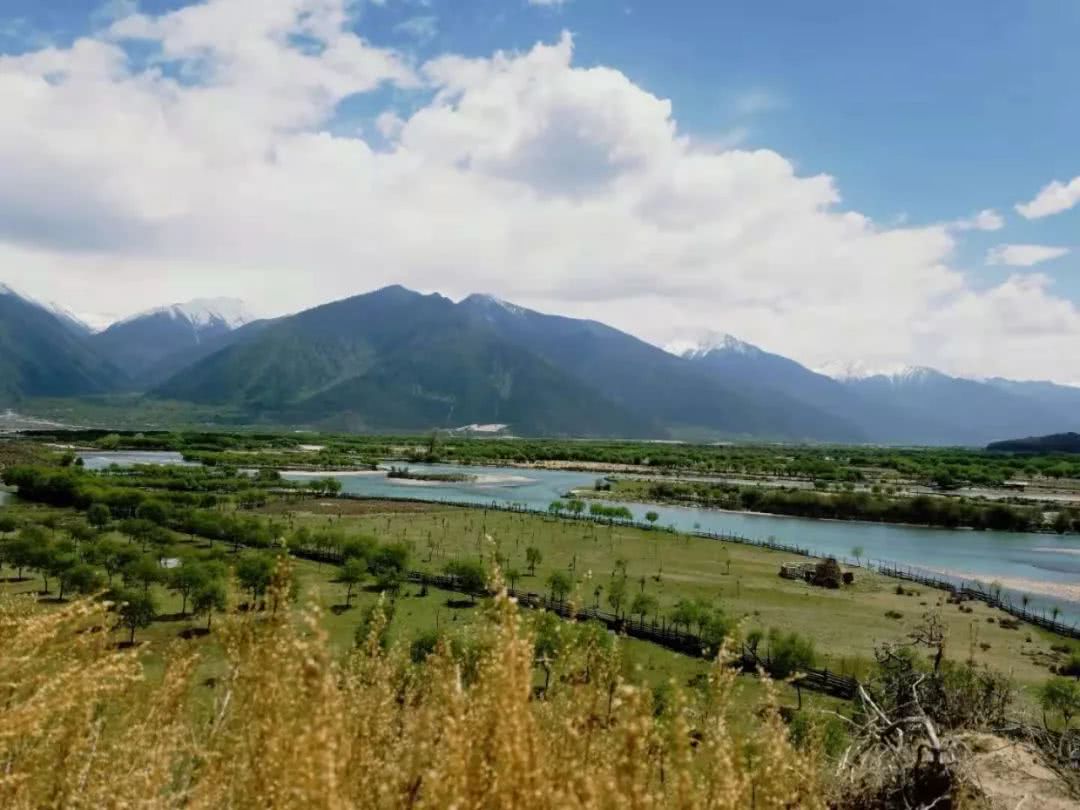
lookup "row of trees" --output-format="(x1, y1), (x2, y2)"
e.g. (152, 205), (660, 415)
(643, 480), (1058, 533)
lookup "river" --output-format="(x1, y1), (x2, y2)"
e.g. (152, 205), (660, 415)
(79, 452), (1080, 623)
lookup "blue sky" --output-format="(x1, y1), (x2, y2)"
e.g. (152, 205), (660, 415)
(0, 0), (1078, 379)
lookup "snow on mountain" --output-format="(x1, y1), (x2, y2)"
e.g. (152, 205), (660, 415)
(462, 293), (527, 316)
(664, 331), (761, 359)
(0, 282), (93, 335)
(815, 360), (943, 383)
(118, 298), (254, 330)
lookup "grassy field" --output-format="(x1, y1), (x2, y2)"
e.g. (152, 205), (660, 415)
(2, 495), (1074, 727)
(0, 501), (848, 731)
(269, 499), (1074, 697)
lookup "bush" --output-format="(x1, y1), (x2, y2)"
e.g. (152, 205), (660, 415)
(767, 629), (817, 678)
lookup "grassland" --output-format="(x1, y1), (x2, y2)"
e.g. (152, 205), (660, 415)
(266, 499), (1072, 698)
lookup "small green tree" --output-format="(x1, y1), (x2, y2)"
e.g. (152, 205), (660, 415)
(645, 511), (659, 525)
(630, 592), (658, 624)
(236, 554), (275, 606)
(170, 562), (210, 616)
(87, 503), (112, 529)
(192, 578), (227, 631)
(445, 558), (486, 604)
(339, 558), (367, 607)
(547, 570), (572, 602)
(607, 576), (627, 619)
(1038, 677), (1080, 729)
(525, 546), (542, 575)
(116, 589), (157, 644)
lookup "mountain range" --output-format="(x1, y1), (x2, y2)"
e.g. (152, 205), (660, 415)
(1, 282), (1078, 443)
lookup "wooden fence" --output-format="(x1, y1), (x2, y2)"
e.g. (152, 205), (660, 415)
(407, 570), (858, 700)
(874, 564), (1080, 640)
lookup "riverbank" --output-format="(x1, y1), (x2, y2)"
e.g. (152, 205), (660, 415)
(569, 477), (1079, 536)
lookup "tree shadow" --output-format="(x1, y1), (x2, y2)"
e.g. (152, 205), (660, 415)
(37, 596), (66, 605)
(155, 611), (189, 623)
(445, 598), (477, 610)
(330, 603), (353, 615)
(179, 627), (210, 640)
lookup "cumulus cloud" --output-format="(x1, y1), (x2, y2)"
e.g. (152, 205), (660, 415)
(986, 244), (1070, 267)
(951, 208), (1003, 232)
(1, 0), (1080, 382)
(1016, 176), (1080, 219)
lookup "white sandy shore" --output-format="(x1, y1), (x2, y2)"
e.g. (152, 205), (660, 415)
(934, 567), (1080, 603)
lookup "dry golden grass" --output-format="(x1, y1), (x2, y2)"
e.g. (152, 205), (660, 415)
(0, 562), (827, 810)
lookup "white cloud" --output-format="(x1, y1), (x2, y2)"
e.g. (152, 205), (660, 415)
(1016, 176), (1080, 220)
(986, 244), (1069, 267)
(951, 208), (1003, 232)
(528, 0), (571, 6)
(394, 15), (437, 43)
(2, 3), (1080, 382)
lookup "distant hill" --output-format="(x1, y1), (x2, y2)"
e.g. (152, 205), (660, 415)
(838, 368), (1079, 445)
(5, 280), (1078, 443)
(0, 285), (122, 402)
(92, 298), (256, 386)
(154, 287), (656, 437)
(458, 296), (864, 442)
(987, 433), (1080, 453)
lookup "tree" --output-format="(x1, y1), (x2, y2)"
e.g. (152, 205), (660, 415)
(169, 562), (210, 616)
(236, 554), (275, 606)
(0, 513), (17, 534)
(124, 554), (162, 594)
(645, 511), (659, 525)
(136, 500), (169, 526)
(851, 546), (864, 567)
(567, 499), (586, 517)
(547, 500), (566, 517)
(630, 592), (657, 624)
(87, 503), (112, 529)
(116, 589), (157, 644)
(505, 567), (522, 590)
(547, 570), (572, 603)
(369, 543), (410, 593)
(192, 578), (227, 631)
(444, 559), (486, 604)
(525, 546), (542, 576)
(1038, 677), (1080, 729)
(607, 576), (627, 619)
(339, 558), (367, 607)
(60, 563), (103, 599)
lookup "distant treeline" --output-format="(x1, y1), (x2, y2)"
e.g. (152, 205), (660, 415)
(638, 480), (1074, 534)
(14, 428), (1080, 488)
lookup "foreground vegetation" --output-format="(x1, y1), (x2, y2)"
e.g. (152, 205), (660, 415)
(2, 435), (1079, 806)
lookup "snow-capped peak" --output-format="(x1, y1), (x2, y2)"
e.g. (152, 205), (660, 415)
(0, 282), (94, 333)
(466, 293), (526, 316)
(665, 331), (760, 359)
(816, 361), (943, 383)
(119, 297), (254, 330)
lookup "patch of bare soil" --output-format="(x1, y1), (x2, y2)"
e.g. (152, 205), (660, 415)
(959, 733), (1078, 810)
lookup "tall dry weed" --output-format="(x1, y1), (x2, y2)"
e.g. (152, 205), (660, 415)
(0, 572), (825, 809)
